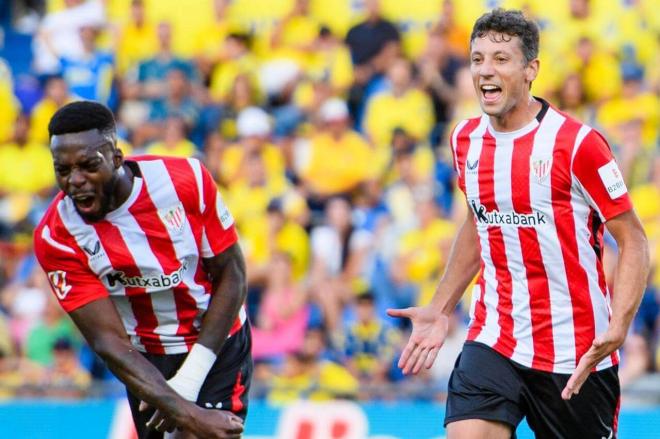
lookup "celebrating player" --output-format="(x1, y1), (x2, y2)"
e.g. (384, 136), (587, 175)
(34, 101), (251, 439)
(388, 9), (649, 438)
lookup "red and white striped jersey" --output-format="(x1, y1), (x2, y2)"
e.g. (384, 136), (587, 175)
(34, 156), (247, 355)
(450, 102), (632, 373)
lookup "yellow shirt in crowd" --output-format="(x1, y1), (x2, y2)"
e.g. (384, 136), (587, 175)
(297, 130), (375, 196)
(219, 142), (285, 186)
(145, 139), (197, 158)
(364, 89), (434, 150)
(0, 142), (55, 194)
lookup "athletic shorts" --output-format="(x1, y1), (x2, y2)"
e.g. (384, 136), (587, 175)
(127, 323), (253, 439)
(445, 341), (620, 438)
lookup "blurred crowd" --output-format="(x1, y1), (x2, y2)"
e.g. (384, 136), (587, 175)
(0, 0), (657, 403)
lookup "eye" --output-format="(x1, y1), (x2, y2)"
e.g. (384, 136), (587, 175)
(55, 166), (70, 176)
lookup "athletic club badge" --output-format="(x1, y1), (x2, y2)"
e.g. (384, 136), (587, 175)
(159, 203), (186, 233)
(530, 156), (553, 183)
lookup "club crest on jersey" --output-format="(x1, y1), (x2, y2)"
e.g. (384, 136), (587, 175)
(530, 156), (552, 183)
(158, 203), (186, 233)
(47, 270), (72, 300)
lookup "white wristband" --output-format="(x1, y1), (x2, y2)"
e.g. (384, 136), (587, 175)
(167, 343), (217, 402)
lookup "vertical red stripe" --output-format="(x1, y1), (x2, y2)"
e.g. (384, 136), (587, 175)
(479, 132), (515, 357)
(550, 119), (595, 367)
(230, 371), (246, 412)
(162, 159), (243, 334)
(613, 394), (620, 434)
(467, 261), (487, 340)
(453, 117), (482, 194)
(129, 181), (199, 349)
(511, 131), (555, 370)
(93, 220), (165, 354)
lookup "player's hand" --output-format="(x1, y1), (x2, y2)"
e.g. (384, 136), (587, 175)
(139, 401), (177, 433)
(188, 406), (244, 439)
(561, 329), (626, 400)
(386, 306), (450, 375)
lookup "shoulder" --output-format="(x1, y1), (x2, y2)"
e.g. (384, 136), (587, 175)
(450, 116), (484, 145)
(33, 193), (79, 262)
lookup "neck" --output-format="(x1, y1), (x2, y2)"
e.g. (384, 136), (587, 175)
(489, 95), (541, 132)
(111, 164), (134, 211)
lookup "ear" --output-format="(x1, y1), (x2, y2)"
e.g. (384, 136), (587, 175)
(525, 58), (540, 84)
(112, 146), (124, 170)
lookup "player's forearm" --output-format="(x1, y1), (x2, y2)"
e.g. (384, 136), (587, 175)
(197, 245), (247, 354)
(429, 214), (481, 315)
(608, 231), (649, 336)
(92, 335), (194, 426)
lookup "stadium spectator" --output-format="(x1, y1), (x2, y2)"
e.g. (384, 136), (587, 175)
(0, 59), (20, 144)
(218, 107), (285, 187)
(343, 291), (399, 398)
(33, 0), (105, 75)
(294, 98), (375, 204)
(28, 75), (73, 145)
(251, 252), (309, 361)
(112, 0), (158, 76)
(388, 9), (649, 438)
(363, 57), (434, 157)
(144, 117), (197, 159)
(309, 197), (373, 331)
(43, 337), (91, 398)
(44, 24), (115, 104)
(345, 0), (400, 121)
(33, 101), (251, 437)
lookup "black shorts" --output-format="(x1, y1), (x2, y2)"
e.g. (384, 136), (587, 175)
(445, 341), (620, 439)
(127, 324), (253, 439)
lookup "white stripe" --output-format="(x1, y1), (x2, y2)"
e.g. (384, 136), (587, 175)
(56, 199), (146, 351)
(105, 208), (177, 350)
(140, 160), (209, 327)
(570, 125), (606, 221)
(530, 108), (577, 372)
(492, 136), (534, 365)
(41, 224), (75, 254)
(187, 158), (205, 214)
(451, 119), (469, 177)
(570, 184), (614, 370)
(464, 116), (501, 347)
(569, 125), (593, 166)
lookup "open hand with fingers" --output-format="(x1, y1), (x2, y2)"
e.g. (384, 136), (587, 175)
(140, 400), (244, 438)
(561, 329), (626, 401)
(386, 306), (450, 375)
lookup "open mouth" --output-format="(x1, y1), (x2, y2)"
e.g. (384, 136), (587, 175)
(480, 84), (502, 103)
(71, 194), (97, 213)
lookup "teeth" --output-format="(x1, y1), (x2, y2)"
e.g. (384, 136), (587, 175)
(482, 85), (499, 91)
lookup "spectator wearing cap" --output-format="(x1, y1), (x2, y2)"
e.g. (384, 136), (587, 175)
(218, 107), (286, 187)
(294, 98), (376, 206)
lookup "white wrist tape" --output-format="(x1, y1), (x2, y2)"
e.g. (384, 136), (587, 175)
(167, 343), (217, 402)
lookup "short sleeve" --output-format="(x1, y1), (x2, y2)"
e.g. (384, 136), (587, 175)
(572, 129), (633, 221)
(448, 124), (466, 194)
(199, 164), (238, 258)
(34, 224), (108, 313)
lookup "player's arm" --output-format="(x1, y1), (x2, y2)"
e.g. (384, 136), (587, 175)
(198, 242), (247, 351)
(387, 206), (481, 374)
(562, 210), (649, 399)
(69, 298), (243, 436)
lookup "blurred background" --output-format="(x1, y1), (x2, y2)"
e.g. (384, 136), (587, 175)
(0, 0), (657, 437)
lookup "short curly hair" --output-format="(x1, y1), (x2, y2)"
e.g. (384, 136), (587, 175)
(48, 101), (116, 140)
(470, 9), (539, 64)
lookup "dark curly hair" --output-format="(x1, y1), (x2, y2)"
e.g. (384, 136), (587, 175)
(48, 100), (116, 140)
(470, 9), (539, 64)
